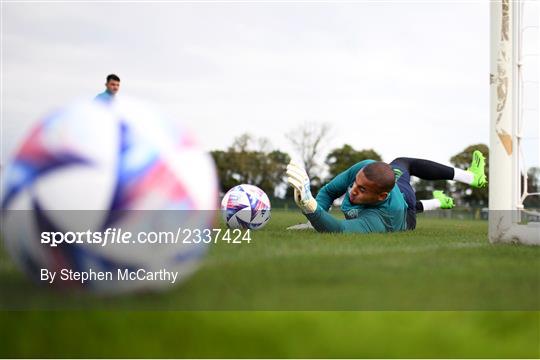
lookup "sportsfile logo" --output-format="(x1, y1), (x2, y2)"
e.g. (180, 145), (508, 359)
(41, 228), (159, 247)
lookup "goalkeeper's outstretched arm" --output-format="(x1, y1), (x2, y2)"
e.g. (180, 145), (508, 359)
(316, 170), (351, 211)
(286, 160), (379, 233)
(304, 206), (375, 233)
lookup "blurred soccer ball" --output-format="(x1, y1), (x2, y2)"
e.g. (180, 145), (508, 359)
(221, 184), (271, 230)
(1, 97), (218, 294)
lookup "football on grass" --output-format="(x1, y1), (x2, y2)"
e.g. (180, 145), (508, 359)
(221, 184), (271, 230)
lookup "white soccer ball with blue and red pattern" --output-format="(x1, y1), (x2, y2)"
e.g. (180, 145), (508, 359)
(221, 184), (271, 230)
(1, 97), (218, 294)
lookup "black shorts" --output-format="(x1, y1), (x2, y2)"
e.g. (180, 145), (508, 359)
(390, 159), (417, 230)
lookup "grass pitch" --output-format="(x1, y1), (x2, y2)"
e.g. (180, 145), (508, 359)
(0, 210), (538, 358)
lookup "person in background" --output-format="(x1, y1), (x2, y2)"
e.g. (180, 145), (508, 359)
(94, 74), (120, 103)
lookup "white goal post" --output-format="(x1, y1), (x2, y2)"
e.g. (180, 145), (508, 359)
(489, 0), (540, 245)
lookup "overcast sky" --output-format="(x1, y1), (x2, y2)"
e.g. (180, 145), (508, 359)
(2, 1), (492, 167)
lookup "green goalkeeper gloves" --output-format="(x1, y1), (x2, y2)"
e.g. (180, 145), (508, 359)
(286, 162), (318, 214)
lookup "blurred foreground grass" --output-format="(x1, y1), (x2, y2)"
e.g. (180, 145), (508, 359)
(0, 211), (538, 357)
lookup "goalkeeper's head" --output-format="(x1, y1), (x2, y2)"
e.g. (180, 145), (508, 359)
(349, 162), (395, 205)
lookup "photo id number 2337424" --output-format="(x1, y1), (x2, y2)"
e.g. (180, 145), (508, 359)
(182, 228), (252, 244)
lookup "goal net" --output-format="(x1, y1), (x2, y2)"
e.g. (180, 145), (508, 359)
(490, 0), (540, 245)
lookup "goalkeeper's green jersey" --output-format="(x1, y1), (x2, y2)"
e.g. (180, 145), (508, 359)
(305, 160), (408, 233)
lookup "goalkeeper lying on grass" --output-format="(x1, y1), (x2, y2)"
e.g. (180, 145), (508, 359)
(286, 151), (487, 233)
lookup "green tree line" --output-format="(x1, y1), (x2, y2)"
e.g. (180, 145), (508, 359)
(210, 134), (539, 207)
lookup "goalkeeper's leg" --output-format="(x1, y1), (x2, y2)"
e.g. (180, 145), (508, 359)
(390, 151), (487, 188)
(415, 191), (454, 212)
